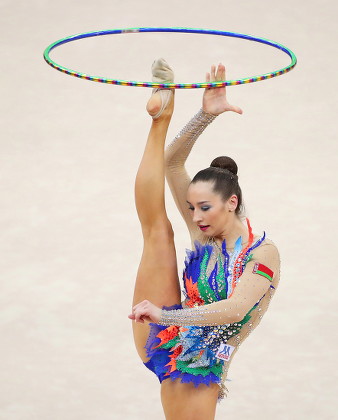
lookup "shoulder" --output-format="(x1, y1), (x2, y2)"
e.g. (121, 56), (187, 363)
(250, 237), (280, 271)
(256, 236), (278, 248)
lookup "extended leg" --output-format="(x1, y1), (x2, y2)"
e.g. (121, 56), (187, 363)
(132, 92), (181, 362)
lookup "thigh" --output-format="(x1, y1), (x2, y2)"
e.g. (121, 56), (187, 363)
(133, 226), (181, 306)
(132, 226), (181, 362)
(161, 379), (219, 420)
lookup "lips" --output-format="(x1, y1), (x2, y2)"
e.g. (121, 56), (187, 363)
(198, 225), (210, 231)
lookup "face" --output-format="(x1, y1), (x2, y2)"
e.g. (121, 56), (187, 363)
(186, 181), (238, 237)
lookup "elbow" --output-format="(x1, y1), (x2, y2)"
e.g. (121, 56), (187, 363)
(229, 312), (245, 324)
(164, 154), (170, 166)
(218, 311), (243, 325)
(165, 161), (183, 172)
(164, 160), (175, 173)
(164, 153), (184, 170)
(228, 304), (249, 324)
(164, 151), (174, 166)
(223, 295), (259, 324)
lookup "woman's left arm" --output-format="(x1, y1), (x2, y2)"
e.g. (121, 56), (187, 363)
(130, 243), (280, 325)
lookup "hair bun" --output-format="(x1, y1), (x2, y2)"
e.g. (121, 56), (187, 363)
(210, 156), (238, 175)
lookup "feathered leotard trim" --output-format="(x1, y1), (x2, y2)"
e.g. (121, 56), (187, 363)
(144, 221), (266, 394)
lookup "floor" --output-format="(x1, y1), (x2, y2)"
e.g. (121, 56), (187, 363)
(1, 1), (337, 419)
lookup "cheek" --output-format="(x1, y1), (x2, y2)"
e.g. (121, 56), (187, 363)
(207, 208), (221, 221)
(211, 207), (227, 223)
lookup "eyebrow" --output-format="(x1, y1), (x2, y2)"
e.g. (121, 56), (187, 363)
(186, 200), (211, 205)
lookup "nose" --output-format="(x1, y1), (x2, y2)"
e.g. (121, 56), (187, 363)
(192, 210), (202, 224)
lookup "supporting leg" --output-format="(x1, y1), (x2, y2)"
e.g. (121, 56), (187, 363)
(161, 380), (219, 420)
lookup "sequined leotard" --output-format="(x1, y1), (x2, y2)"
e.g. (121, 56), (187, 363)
(144, 110), (280, 400)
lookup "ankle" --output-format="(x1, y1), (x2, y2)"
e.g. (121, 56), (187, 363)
(151, 116), (172, 129)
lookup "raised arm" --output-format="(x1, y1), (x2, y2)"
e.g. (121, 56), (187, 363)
(165, 109), (217, 239)
(165, 64), (243, 242)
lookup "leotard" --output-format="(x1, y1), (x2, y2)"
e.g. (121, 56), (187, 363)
(144, 110), (280, 400)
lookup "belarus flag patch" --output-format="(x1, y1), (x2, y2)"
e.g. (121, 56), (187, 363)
(252, 263), (274, 282)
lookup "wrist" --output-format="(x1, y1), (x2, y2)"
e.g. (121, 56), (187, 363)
(200, 108), (218, 119)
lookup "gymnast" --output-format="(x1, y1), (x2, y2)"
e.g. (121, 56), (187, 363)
(129, 59), (280, 420)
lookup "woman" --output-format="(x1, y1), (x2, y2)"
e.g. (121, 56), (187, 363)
(129, 59), (280, 420)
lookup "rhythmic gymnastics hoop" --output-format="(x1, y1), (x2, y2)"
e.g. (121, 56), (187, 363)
(43, 27), (297, 88)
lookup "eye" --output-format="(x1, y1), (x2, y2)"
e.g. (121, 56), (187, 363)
(201, 206), (210, 211)
(188, 206), (194, 211)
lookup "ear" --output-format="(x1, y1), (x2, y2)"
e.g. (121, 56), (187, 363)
(227, 195), (238, 212)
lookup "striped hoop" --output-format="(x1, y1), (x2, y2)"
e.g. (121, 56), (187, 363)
(43, 27), (297, 88)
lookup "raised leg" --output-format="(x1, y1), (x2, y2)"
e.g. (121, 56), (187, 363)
(132, 91), (181, 362)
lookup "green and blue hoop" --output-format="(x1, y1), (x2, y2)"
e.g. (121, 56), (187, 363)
(43, 27), (297, 88)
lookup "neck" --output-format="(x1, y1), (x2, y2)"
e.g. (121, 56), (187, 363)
(214, 216), (249, 248)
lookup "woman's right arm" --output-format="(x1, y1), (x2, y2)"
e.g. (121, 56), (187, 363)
(165, 110), (217, 239)
(165, 64), (243, 242)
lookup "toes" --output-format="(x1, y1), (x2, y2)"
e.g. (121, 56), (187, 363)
(152, 58), (174, 83)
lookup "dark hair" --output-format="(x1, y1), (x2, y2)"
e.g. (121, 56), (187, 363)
(191, 156), (243, 215)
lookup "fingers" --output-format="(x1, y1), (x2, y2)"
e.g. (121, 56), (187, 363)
(130, 310), (145, 323)
(210, 65), (216, 82)
(208, 63), (226, 83)
(132, 300), (148, 312)
(130, 300), (151, 323)
(203, 63), (242, 114)
(129, 301), (162, 323)
(216, 63), (225, 81)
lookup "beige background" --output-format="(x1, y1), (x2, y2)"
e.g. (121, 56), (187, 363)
(1, 0), (337, 419)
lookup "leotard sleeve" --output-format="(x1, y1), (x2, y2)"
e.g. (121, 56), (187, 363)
(158, 242), (280, 326)
(165, 109), (217, 239)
